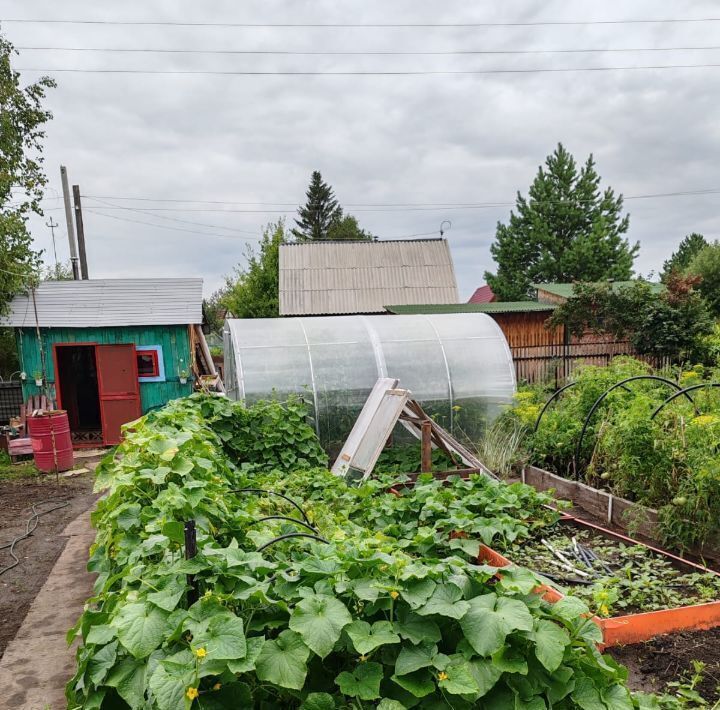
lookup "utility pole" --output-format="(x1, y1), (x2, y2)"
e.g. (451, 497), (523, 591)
(60, 166), (80, 280)
(72, 185), (89, 280)
(45, 217), (59, 275)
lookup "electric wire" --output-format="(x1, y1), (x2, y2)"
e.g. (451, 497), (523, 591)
(16, 45), (720, 56)
(0, 499), (71, 577)
(5, 17), (720, 28)
(17, 63), (720, 76)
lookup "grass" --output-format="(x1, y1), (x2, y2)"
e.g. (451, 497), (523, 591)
(0, 451), (39, 482)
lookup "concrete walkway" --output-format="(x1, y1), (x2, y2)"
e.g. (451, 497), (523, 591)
(0, 507), (96, 710)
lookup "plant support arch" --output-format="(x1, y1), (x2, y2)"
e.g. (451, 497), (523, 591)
(650, 383), (720, 420)
(574, 375), (696, 476)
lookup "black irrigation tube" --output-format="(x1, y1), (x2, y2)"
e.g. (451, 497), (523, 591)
(533, 380), (636, 433)
(247, 515), (319, 534)
(229, 488), (312, 526)
(533, 381), (578, 433)
(0, 499), (70, 577)
(257, 532), (329, 552)
(651, 382), (720, 420)
(574, 375), (696, 477)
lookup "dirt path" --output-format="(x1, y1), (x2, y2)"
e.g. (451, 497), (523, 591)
(0, 472), (97, 660)
(0, 504), (97, 709)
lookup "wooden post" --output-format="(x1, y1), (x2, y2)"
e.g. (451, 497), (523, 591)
(60, 166), (80, 280)
(72, 185), (89, 279)
(184, 519), (199, 606)
(421, 420), (433, 472)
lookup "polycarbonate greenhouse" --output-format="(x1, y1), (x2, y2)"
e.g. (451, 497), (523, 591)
(224, 314), (516, 451)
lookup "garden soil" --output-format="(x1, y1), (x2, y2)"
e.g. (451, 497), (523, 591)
(610, 628), (720, 703)
(0, 471), (97, 659)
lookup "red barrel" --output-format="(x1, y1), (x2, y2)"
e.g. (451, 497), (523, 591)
(28, 411), (74, 473)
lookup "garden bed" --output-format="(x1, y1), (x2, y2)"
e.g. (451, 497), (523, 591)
(522, 464), (720, 566)
(477, 515), (720, 647)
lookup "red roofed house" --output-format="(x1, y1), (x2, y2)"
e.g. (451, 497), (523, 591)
(468, 284), (496, 304)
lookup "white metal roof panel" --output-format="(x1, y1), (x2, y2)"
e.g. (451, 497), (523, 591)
(279, 239), (459, 315)
(3, 278), (204, 327)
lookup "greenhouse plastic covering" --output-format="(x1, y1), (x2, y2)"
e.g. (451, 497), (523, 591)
(224, 314), (516, 450)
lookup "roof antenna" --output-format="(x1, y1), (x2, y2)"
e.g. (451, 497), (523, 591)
(440, 220), (451, 237)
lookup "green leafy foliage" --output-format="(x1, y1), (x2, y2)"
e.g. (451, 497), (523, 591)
(67, 393), (669, 708)
(220, 220), (285, 319)
(506, 356), (720, 551)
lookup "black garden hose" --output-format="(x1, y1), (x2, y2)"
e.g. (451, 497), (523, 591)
(0, 499), (70, 577)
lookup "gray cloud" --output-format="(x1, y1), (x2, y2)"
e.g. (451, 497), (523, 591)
(5, 0), (720, 299)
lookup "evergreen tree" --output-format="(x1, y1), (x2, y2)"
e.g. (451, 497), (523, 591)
(661, 233), (708, 282)
(291, 171), (341, 241)
(327, 214), (374, 241)
(485, 144), (638, 301)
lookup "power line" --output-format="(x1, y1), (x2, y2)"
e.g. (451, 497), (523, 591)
(83, 208), (440, 242)
(83, 208), (264, 240)
(78, 188), (720, 213)
(4, 17), (720, 28)
(18, 63), (720, 76)
(83, 196), (263, 235)
(16, 45), (720, 56)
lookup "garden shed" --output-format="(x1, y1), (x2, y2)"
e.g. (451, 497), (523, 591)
(224, 312), (515, 450)
(3, 278), (208, 446)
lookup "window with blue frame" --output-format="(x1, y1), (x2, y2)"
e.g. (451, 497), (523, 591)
(136, 345), (166, 382)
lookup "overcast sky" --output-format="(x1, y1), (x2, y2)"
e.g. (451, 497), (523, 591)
(4, 1), (720, 299)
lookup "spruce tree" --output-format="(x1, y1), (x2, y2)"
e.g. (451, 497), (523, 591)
(291, 171), (341, 241)
(661, 233), (707, 281)
(485, 144), (638, 301)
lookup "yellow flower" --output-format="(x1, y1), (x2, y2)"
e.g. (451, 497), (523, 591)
(186, 687), (199, 700)
(599, 604), (610, 617)
(359, 655), (368, 662)
(213, 682), (222, 691)
(438, 671), (449, 682)
(194, 647), (207, 658)
(692, 414), (717, 427)
(390, 591), (399, 600)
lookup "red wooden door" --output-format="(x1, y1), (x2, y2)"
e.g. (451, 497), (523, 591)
(96, 344), (142, 446)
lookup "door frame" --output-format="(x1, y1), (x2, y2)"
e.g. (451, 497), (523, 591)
(52, 341), (99, 412)
(52, 342), (101, 448)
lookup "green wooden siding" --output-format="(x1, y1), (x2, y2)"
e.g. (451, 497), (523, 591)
(16, 325), (193, 413)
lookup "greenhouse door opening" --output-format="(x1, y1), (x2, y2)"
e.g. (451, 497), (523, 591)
(55, 344), (102, 446)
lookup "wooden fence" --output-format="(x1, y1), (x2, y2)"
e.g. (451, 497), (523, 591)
(511, 341), (667, 386)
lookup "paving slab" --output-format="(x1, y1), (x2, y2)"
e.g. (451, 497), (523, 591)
(0, 505), (96, 710)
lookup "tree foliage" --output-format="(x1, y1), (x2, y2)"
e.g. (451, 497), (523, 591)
(0, 34), (54, 314)
(221, 221), (285, 319)
(548, 275), (713, 361)
(686, 240), (720, 317)
(660, 232), (707, 282)
(291, 170), (372, 241)
(485, 144), (638, 301)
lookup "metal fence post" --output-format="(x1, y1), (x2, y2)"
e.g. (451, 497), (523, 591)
(184, 519), (199, 606)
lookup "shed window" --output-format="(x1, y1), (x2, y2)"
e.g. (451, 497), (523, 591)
(135, 345), (166, 382)
(137, 350), (160, 378)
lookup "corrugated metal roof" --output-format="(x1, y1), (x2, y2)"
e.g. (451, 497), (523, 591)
(533, 281), (665, 299)
(279, 239), (459, 315)
(3, 278), (203, 328)
(386, 302), (555, 315)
